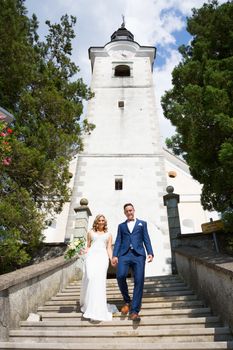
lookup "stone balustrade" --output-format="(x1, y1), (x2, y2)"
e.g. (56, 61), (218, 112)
(0, 256), (82, 341)
(175, 246), (233, 333)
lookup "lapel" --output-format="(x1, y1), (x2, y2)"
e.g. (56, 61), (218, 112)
(131, 218), (138, 235)
(123, 221), (130, 234)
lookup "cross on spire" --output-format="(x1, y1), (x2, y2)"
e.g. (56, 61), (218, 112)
(121, 15), (125, 28)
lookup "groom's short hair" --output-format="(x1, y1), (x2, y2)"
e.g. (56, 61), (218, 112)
(123, 203), (134, 210)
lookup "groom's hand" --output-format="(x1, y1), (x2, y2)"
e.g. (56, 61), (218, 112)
(111, 256), (118, 267)
(147, 254), (153, 263)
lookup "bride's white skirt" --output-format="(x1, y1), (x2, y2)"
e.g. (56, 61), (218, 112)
(80, 246), (114, 321)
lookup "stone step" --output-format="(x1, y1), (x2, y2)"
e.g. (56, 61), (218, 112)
(1, 342), (233, 350)
(110, 275), (182, 282)
(43, 299), (205, 310)
(70, 278), (184, 284)
(62, 286), (190, 294)
(38, 307), (212, 318)
(9, 327), (233, 343)
(52, 290), (196, 299)
(50, 294), (199, 302)
(69, 278), (184, 288)
(67, 282), (187, 289)
(20, 316), (221, 330)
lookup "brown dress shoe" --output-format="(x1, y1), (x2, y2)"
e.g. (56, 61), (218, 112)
(130, 313), (141, 321)
(121, 304), (130, 315)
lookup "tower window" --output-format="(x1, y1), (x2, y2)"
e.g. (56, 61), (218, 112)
(114, 65), (130, 77)
(115, 178), (123, 190)
(118, 101), (124, 108)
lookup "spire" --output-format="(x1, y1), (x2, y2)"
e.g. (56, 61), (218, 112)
(121, 15), (125, 28)
(111, 17), (134, 42)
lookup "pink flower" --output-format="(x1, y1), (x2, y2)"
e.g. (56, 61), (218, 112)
(0, 132), (6, 137)
(2, 157), (12, 166)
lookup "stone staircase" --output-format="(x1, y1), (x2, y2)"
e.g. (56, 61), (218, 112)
(0, 274), (233, 349)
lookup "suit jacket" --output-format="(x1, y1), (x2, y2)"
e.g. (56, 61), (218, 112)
(113, 219), (154, 258)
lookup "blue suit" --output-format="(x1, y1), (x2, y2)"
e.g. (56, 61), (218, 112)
(113, 219), (154, 314)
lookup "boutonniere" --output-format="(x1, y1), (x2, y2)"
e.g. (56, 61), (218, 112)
(138, 222), (143, 226)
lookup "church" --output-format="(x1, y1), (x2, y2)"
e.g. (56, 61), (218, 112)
(43, 23), (219, 276)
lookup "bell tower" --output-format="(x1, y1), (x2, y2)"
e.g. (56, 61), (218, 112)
(66, 22), (172, 276)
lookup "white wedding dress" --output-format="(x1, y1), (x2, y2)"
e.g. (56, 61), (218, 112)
(80, 230), (117, 321)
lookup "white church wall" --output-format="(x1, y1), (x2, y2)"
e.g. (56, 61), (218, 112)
(164, 157), (219, 233)
(84, 58), (161, 155)
(43, 156), (78, 243)
(76, 155), (171, 276)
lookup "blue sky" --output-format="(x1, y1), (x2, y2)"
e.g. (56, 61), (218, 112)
(25, 0), (227, 143)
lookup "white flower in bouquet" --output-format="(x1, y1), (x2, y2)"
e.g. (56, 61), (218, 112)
(64, 236), (86, 260)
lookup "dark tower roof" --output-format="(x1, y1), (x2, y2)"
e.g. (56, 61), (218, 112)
(111, 20), (134, 42)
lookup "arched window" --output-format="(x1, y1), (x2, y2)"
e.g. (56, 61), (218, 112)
(114, 65), (130, 77)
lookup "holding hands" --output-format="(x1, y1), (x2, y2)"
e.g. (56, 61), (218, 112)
(111, 254), (153, 266)
(111, 256), (118, 267)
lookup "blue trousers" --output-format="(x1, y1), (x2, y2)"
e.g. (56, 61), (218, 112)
(116, 249), (146, 314)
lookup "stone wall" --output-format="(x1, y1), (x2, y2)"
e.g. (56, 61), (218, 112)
(175, 246), (233, 332)
(176, 232), (216, 251)
(0, 256), (82, 341)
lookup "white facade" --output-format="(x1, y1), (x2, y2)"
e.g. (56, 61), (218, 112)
(43, 156), (78, 243)
(163, 149), (219, 233)
(64, 28), (172, 277)
(43, 26), (218, 276)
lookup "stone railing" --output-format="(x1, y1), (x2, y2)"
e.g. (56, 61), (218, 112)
(0, 197), (92, 341)
(163, 186), (233, 331)
(0, 256), (82, 341)
(175, 246), (233, 332)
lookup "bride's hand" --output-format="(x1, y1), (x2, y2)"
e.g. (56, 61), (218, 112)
(80, 247), (89, 255)
(111, 257), (118, 267)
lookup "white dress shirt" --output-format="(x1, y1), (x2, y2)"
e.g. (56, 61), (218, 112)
(127, 219), (136, 233)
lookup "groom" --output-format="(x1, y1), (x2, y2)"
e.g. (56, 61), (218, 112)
(111, 203), (154, 321)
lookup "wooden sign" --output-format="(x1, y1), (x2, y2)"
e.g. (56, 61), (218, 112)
(201, 220), (224, 234)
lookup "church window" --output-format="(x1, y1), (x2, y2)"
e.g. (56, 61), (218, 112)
(118, 101), (124, 108)
(114, 65), (130, 77)
(115, 178), (123, 190)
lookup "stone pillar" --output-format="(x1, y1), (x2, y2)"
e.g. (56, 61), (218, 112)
(163, 186), (181, 274)
(72, 198), (92, 241)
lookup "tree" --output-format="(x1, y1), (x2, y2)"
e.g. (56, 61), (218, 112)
(161, 0), (233, 230)
(0, 121), (13, 166)
(0, 0), (94, 274)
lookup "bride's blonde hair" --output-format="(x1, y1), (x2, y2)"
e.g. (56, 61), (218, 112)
(92, 214), (108, 232)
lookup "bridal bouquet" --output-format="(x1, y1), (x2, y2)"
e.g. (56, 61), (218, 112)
(64, 236), (86, 260)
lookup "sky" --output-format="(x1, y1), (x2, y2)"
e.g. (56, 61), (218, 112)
(25, 0), (227, 144)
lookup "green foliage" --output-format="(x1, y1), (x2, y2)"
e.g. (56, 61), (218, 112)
(0, 0), (94, 274)
(161, 1), (233, 229)
(0, 185), (45, 273)
(0, 122), (14, 166)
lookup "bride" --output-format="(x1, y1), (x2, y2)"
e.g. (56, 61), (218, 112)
(80, 214), (115, 321)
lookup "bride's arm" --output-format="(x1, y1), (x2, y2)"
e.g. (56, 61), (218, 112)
(107, 234), (113, 260)
(82, 231), (92, 253)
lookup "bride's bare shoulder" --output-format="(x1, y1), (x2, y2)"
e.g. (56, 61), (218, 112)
(87, 230), (94, 238)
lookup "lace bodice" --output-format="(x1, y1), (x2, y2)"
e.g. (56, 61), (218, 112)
(90, 230), (110, 250)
